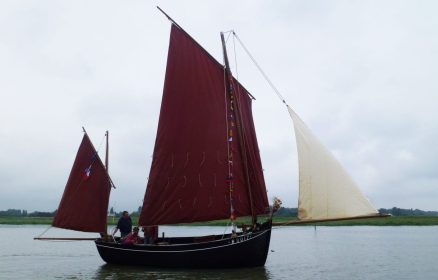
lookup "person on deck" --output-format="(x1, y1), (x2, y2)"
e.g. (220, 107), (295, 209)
(122, 227), (141, 245)
(112, 211), (132, 238)
(143, 226), (158, 244)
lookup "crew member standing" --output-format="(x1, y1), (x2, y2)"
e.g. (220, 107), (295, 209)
(112, 211), (132, 238)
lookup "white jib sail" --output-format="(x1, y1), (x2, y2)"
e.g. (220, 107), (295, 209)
(287, 106), (378, 221)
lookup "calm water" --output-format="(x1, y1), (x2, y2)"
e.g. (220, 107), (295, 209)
(0, 225), (437, 279)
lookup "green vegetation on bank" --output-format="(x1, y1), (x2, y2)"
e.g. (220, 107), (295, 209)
(2, 215), (438, 226)
(0, 216), (53, 225)
(185, 216), (438, 226)
(1, 206), (438, 226)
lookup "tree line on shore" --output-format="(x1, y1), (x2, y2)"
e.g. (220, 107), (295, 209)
(1, 207), (437, 217)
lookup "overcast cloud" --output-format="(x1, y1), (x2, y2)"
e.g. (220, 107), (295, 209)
(1, 1), (437, 212)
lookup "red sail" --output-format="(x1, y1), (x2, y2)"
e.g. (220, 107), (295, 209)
(52, 133), (111, 232)
(139, 25), (268, 226)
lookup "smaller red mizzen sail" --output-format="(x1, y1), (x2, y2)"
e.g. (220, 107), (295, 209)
(52, 133), (112, 233)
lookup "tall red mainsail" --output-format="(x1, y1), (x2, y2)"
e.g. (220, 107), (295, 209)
(139, 24), (268, 226)
(52, 133), (111, 232)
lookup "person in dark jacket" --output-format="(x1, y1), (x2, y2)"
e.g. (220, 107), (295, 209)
(112, 211), (132, 238)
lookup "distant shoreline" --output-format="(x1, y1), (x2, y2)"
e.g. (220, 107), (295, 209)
(1, 216), (438, 226)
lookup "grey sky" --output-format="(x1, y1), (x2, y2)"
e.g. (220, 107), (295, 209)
(1, 1), (437, 212)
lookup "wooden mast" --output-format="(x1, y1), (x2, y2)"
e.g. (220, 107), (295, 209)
(104, 130), (109, 234)
(105, 131), (109, 172)
(220, 32), (257, 226)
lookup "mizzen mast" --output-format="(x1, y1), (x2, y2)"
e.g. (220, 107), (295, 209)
(105, 131), (109, 172)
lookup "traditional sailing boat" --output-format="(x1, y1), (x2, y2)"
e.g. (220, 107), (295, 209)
(38, 9), (385, 268)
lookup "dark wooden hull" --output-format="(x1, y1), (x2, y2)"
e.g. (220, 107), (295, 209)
(95, 225), (271, 268)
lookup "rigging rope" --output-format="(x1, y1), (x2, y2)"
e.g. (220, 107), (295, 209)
(221, 220), (231, 239)
(96, 132), (106, 155)
(233, 33), (289, 106)
(232, 32), (239, 82)
(34, 225), (52, 239)
(229, 32), (297, 228)
(223, 31), (296, 227)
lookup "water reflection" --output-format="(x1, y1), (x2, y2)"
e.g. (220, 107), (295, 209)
(94, 264), (270, 280)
